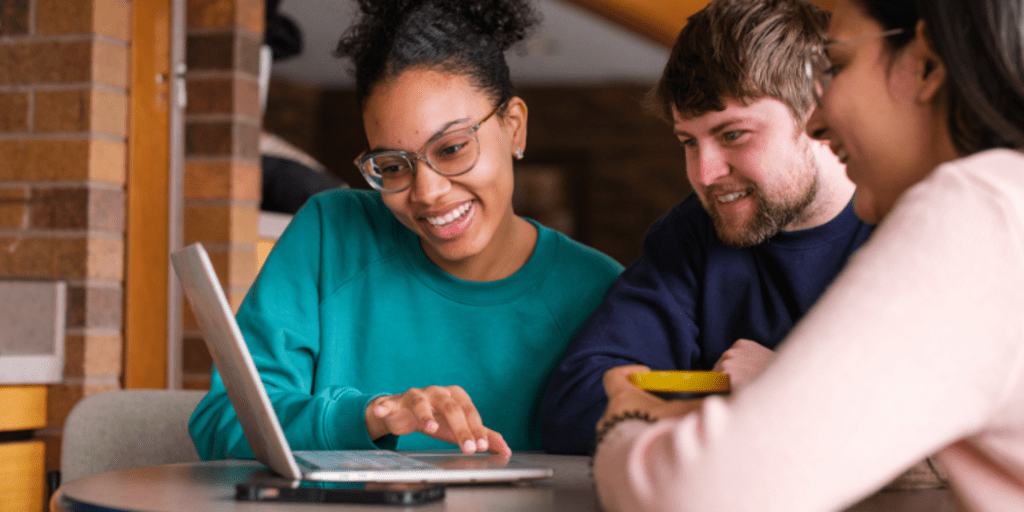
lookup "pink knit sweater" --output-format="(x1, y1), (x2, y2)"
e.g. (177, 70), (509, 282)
(593, 149), (1024, 512)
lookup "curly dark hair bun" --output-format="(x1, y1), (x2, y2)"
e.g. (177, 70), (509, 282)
(335, 0), (540, 109)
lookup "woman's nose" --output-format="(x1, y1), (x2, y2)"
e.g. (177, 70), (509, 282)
(409, 159), (451, 203)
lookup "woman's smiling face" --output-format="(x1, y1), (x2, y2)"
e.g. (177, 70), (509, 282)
(362, 68), (527, 275)
(808, 0), (952, 224)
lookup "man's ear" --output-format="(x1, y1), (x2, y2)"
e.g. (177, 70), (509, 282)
(912, 19), (947, 105)
(504, 96), (528, 158)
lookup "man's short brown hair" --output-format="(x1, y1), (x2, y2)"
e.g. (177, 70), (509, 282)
(650, 0), (830, 126)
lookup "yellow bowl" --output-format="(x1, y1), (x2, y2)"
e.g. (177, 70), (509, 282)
(629, 370), (731, 396)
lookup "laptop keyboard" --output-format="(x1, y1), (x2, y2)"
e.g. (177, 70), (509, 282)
(295, 450), (437, 471)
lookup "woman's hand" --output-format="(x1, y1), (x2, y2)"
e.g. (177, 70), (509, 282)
(712, 338), (776, 389)
(365, 385), (512, 456)
(598, 365), (703, 432)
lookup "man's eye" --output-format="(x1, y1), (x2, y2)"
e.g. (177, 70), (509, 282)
(680, 138), (697, 148)
(723, 131), (744, 142)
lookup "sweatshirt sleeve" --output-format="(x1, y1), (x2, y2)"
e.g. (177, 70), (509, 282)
(592, 158), (1024, 511)
(540, 204), (706, 454)
(188, 193), (392, 460)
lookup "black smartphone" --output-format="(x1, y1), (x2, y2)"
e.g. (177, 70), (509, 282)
(235, 478), (445, 506)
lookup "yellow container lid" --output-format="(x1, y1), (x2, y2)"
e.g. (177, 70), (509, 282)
(629, 371), (731, 393)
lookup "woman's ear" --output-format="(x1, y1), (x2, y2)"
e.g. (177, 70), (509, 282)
(912, 19), (947, 105)
(504, 96), (528, 158)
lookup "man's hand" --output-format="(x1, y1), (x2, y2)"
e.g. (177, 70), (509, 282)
(712, 339), (776, 389)
(598, 365), (702, 433)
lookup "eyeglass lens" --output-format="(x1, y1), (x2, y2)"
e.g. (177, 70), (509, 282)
(363, 130), (480, 192)
(807, 50), (832, 106)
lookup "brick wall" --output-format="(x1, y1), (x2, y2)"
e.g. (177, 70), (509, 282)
(264, 81), (691, 266)
(0, 0), (131, 475)
(181, 0), (263, 390)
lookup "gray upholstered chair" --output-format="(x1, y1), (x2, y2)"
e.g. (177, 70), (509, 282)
(59, 389), (206, 484)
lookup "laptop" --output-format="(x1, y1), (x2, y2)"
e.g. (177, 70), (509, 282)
(170, 243), (554, 483)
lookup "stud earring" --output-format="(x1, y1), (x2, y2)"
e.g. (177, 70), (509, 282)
(514, 149), (524, 160)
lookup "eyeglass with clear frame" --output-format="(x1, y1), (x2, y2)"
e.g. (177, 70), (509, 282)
(353, 102), (508, 193)
(805, 28), (907, 106)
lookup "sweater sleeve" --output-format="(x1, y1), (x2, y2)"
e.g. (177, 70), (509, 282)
(592, 156), (1024, 511)
(540, 202), (706, 454)
(188, 193), (391, 460)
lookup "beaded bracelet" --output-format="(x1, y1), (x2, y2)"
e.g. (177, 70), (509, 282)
(593, 410), (658, 454)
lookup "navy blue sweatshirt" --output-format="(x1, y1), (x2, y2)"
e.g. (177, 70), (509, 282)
(539, 193), (874, 454)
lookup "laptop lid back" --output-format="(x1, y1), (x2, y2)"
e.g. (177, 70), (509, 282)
(171, 243), (303, 480)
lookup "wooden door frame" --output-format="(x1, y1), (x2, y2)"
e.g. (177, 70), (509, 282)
(125, 0), (177, 389)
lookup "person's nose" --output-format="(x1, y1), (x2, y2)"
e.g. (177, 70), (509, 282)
(691, 144), (730, 187)
(409, 158), (452, 204)
(806, 104), (830, 141)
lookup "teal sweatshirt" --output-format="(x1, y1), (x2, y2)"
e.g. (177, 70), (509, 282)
(188, 189), (623, 460)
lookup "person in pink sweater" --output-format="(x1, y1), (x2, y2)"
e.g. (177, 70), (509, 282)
(592, 0), (1024, 510)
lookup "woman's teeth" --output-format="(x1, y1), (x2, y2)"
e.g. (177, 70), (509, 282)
(716, 191), (749, 203)
(426, 201), (472, 226)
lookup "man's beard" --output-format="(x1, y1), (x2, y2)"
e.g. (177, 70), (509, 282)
(706, 159), (820, 248)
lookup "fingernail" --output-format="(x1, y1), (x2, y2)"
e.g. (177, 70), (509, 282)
(425, 420), (439, 433)
(477, 438), (488, 451)
(462, 440), (477, 453)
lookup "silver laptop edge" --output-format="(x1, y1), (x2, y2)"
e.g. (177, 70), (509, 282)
(171, 243), (552, 483)
(171, 243), (305, 480)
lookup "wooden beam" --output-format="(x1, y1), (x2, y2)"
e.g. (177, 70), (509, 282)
(125, 0), (172, 389)
(561, 0), (837, 47)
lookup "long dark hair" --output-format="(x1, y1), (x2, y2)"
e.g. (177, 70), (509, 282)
(334, 0), (539, 112)
(857, 0), (1024, 154)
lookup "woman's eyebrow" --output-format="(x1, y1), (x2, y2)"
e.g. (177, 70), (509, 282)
(368, 116), (472, 153)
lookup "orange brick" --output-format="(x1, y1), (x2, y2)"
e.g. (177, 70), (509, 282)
(0, 92), (29, 131)
(40, 429), (61, 474)
(86, 236), (124, 280)
(182, 335), (213, 373)
(0, 187), (29, 229)
(89, 138), (128, 184)
(84, 334), (122, 378)
(92, 39), (128, 88)
(0, 138), (124, 184)
(188, 243), (256, 291)
(0, 0), (29, 36)
(36, 89), (127, 135)
(63, 334), (122, 378)
(186, 0), (263, 33)
(187, 0), (234, 29)
(182, 376), (212, 391)
(95, 0), (131, 41)
(0, 41), (91, 85)
(0, 236), (122, 280)
(36, 0), (92, 35)
(37, 0), (129, 40)
(46, 382), (120, 429)
(0, 237), (87, 279)
(237, 0), (264, 36)
(183, 203), (258, 245)
(35, 90), (90, 132)
(184, 160), (260, 201)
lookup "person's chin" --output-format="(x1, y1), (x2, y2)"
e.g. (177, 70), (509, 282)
(852, 190), (881, 225)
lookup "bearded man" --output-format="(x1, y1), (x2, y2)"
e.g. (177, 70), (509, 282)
(540, 0), (874, 455)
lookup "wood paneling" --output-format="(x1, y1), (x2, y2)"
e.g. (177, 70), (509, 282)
(125, 0), (171, 389)
(0, 441), (45, 512)
(564, 0), (837, 47)
(0, 386), (46, 431)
